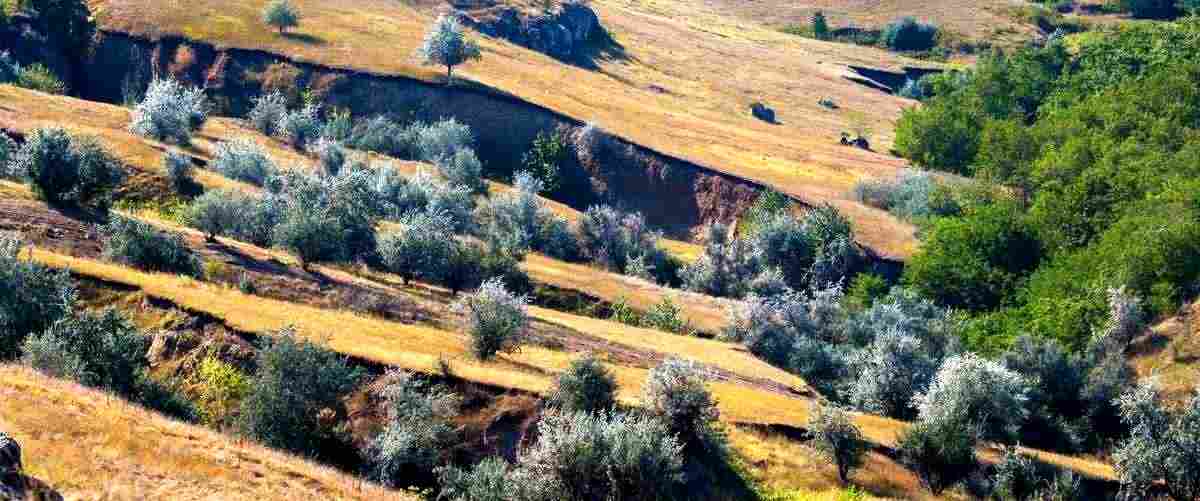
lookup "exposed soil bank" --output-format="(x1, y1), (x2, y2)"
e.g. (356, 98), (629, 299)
(77, 31), (767, 238)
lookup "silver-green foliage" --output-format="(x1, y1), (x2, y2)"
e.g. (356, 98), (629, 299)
(367, 370), (460, 487)
(129, 78), (207, 144)
(642, 358), (721, 449)
(453, 277), (529, 360)
(210, 138), (278, 186)
(681, 222), (760, 298)
(913, 353), (1030, 442)
(1113, 380), (1200, 501)
(377, 208), (458, 285)
(275, 103), (321, 149)
(101, 215), (201, 276)
(807, 403), (867, 484)
(163, 150), (194, 192)
(247, 91), (288, 135)
(478, 171), (576, 259)
(263, 0), (300, 33)
(22, 308), (146, 396)
(10, 127), (124, 209)
(417, 14), (482, 82)
(0, 235), (76, 360)
(576, 205), (666, 280)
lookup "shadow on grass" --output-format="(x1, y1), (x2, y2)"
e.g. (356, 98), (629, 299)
(572, 28), (633, 71)
(281, 32), (328, 46)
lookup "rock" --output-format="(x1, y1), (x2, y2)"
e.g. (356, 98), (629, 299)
(0, 431), (22, 494)
(853, 137), (871, 150)
(460, 4), (600, 62)
(750, 102), (775, 123)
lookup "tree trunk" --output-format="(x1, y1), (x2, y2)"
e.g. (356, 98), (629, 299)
(446, 65), (454, 86)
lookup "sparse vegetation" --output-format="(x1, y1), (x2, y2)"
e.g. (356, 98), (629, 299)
(263, 0), (300, 34)
(453, 277), (530, 360)
(417, 14), (482, 85)
(101, 215), (202, 277)
(8, 127), (124, 210)
(15, 63), (66, 94)
(129, 78), (208, 145)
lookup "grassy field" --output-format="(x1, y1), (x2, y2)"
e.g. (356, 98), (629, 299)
(92, 0), (921, 258)
(0, 365), (415, 500)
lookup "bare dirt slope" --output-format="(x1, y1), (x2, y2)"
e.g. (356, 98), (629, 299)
(92, 0), (922, 258)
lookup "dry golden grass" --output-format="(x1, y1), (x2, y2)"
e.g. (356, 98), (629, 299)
(1129, 299), (1200, 405)
(92, 0), (920, 258)
(0, 364), (416, 500)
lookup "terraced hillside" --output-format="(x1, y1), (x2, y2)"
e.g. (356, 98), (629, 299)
(0, 365), (416, 500)
(89, 0), (923, 258)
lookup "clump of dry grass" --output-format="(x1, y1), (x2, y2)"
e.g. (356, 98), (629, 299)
(0, 364), (415, 500)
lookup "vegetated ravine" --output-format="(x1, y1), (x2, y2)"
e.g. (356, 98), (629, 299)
(75, 31), (771, 238)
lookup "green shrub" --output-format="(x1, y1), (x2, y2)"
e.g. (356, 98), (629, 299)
(22, 308), (147, 396)
(16, 63), (66, 94)
(453, 277), (529, 360)
(101, 215), (201, 277)
(195, 356), (250, 427)
(845, 273), (888, 309)
(263, 0), (300, 33)
(881, 17), (938, 51)
(522, 130), (569, 194)
(897, 420), (976, 494)
(163, 150), (194, 193)
(893, 93), (982, 174)
(9, 128), (124, 210)
(237, 328), (363, 456)
(0, 235), (76, 360)
(643, 296), (692, 335)
(811, 11), (830, 40)
(547, 354), (617, 413)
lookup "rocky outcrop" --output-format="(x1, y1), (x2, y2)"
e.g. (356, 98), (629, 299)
(0, 432), (21, 497)
(458, 3), (601, 63)
(750, 102), (775, 123)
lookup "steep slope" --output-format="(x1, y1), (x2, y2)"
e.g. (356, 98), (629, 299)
(90, 0), (921, 258)
(0, 365), (414, 500)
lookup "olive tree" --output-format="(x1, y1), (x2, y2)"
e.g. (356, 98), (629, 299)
(10, 128), (123, 210)
(0, 235), (76, 360)
(247, 91), (288, 135)
(913, 352), (1030, 442)
(453, 277), (529, 360)
(416, 14), (482, 85)
(366, 371), (460, 487)
(376, 209), (457, 285)
(547, 354), (618, 413)
(1113, 380), (1200, 501)
(642, 358), (722, 451)
(807, 403), (867, 484)
(263, 0), (300, 34)
(129, 78), (207, 145)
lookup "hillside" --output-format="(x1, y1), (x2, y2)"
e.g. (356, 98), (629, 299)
(0, 365), (415, 500)
(90, 0), (922, 258)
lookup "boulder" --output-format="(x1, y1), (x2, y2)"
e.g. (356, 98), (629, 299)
(0, 431), (22, 494)
(750, 102), (776, 123)
(461, 4), (600, 62)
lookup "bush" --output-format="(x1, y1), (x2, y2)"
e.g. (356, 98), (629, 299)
(101, 215), (201, 276)
(643, 358), (722, 450)
(186, 188), (266, 242)
(10, 128), (124, 210)
(347, 116), (411, 157)
(195, 356), (250, 427)
(1001, 335), (1089, 449)
(0, 131), (14, 170)
(807, 404), (867, 484)
(881, 17), (938, 51)
(893, 92), (982, 174)
(453, 277), (529, 360)
(513, 410), (685, 501)
(163, 150), (194, 193)
(0, 235), (75, 360)
(210, 138), (278, 186)
(848, 329), (938, 419)
(479, 171), (577, 259)
(913, 353), (1030, 442)
(436, 148), (484, 193)
(1113, 380), (1200, 501)
(522, 130), (569, 194)
(247, 91), (289, 135)
(747, 212), (812, 289)
(437, 457), (512, 501)
(897, 419), (976, 494)
(811, 11), (830, 40)
(129, 78), (207, 145)
(309, 138), (345, 176)
(845, 273), (888, 309)
(376, 209), (458, 285)
(366, 371), (459, 487)
(682, 223), (759, 298)
(275, 104), (321, 149)
(237, 328), (363, 456)
(263, 0), (300, 33)
(16, 63), (66, 94)
(22, 308), (147, 396)
(576, 205), (667, 279)
(0, 51), (19, 83)
(903, 202), (1041, 311)
(547, 354), (617, 413)
(414, 118), (473, 164)
(850, 170), (959, 221)
(991, 446), (1039, 501)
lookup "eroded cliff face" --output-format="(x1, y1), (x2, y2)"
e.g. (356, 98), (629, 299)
(458, 3), (601, 63)
(77, 31), (768, 238)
